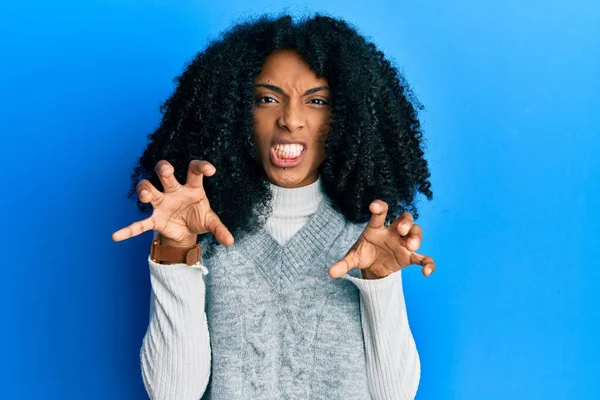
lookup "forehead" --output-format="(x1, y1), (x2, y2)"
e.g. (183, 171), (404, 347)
(255, 49), (328, 86)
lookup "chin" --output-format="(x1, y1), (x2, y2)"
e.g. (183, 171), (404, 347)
(265, 167), (314, 188)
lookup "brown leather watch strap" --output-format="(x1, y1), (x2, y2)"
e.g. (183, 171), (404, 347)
(150, 237), (201, 266)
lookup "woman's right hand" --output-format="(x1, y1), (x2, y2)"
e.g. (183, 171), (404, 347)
(111, 159), (234, 247)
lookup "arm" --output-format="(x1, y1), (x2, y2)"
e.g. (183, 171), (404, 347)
(111, 159), (230, 398)
(140, 253), (212, 400)
(343, 270), (420, 400)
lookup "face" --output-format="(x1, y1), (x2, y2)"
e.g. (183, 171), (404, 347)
(252, 49), (331, 188)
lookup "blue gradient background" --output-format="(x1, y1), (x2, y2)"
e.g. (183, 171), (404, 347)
(1, 1), (598, 399)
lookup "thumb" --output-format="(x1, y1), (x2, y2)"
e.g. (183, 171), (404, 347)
(328, 249), (360, 279)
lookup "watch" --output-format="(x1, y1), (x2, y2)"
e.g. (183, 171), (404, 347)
(150, 236), (201, 266)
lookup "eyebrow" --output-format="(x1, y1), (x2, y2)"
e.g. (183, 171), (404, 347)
(254, 83), (330, 96)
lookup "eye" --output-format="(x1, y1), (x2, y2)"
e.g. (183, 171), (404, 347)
(256, 96), (277, 104)
(309, 98), (330, 106)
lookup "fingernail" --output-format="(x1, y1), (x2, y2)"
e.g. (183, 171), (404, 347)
(140, 190), (149, 197)
(160, 165), (168, 172)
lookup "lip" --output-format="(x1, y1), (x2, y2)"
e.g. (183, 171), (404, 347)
(270, 147), (307, 168)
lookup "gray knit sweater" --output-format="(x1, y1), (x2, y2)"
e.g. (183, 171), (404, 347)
(141, 183), (420, 399)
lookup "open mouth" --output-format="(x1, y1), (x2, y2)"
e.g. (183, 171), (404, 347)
(270, 144), (307, 168)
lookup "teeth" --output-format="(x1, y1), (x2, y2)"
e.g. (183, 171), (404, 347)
(273, 143), (304, 157)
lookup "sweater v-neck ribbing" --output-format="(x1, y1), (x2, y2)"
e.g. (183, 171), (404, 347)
(237, 197), (346, 290)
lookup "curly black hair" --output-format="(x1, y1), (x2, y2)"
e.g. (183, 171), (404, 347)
(128, 13), (433, 256)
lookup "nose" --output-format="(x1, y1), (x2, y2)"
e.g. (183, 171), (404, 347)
(277, 101), (305, 132)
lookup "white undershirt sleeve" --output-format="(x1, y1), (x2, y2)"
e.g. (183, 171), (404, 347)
(140, 255), (212, 400)
(343, 270), (420, 400)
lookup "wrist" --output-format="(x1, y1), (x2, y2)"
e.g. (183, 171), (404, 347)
(361, 269), (385, 280)
(153, 234), (200, 265)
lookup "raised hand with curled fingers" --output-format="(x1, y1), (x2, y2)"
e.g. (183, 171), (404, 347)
(328, 199), (436, 280)
(111, 159), (234, 247)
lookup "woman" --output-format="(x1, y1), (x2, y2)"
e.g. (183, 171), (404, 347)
(112, 13), (435, 400)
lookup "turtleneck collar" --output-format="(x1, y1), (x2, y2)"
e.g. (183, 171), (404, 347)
(268, 175), (324, 218)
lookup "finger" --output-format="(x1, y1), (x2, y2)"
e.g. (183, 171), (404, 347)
(155, 160), (182, 193)
(367, 200), (389, 229)
(403, 223), (422, 252)
(136, 179), (163, 205)
(204, 209), (235, 247)
(328, 250), (360, 279)
(389, 212), (414, 236)
(186, 160), (216, 189)
(410, 252), (436, 277)
(112, 216), (157, 242)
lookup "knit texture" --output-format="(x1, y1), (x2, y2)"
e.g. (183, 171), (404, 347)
(141, 186), (420, 399)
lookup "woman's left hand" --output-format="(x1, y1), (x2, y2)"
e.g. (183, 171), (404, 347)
(328, 200), (436, 280)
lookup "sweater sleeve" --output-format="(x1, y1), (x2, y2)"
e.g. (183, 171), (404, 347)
(342, 270), (420, 400)
(140, 254), (212, 400)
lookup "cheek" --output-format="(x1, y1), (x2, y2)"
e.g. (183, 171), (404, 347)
(252, 135), (270, 156)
